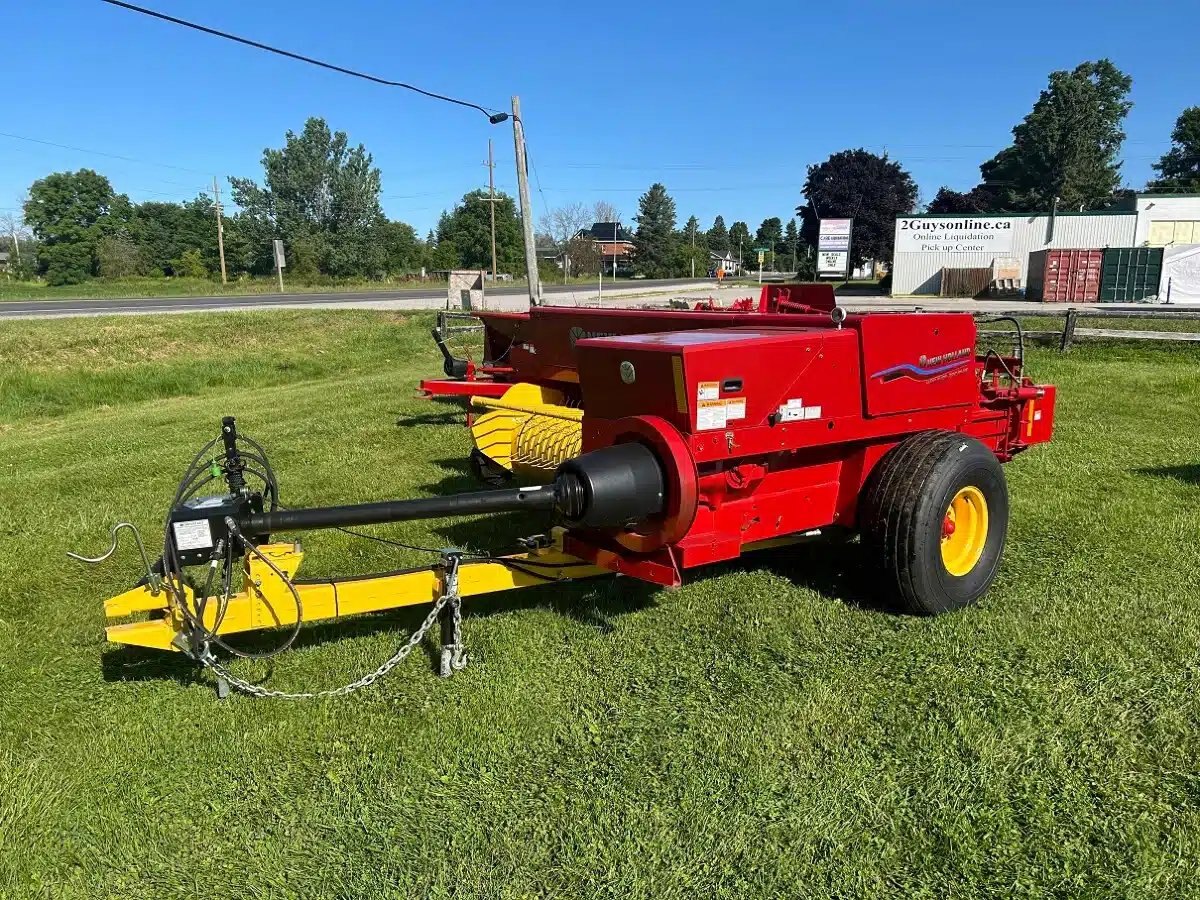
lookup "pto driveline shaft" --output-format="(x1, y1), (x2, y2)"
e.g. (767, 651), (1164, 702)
(241, 485), (556, 535)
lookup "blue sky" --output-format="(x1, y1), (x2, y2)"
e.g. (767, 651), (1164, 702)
(2, 0), (1197, 235)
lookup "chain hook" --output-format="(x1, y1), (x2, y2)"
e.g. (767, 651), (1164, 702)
(67, 522), (162, 595)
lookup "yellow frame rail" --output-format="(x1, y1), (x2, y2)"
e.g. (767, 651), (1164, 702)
(104, 536), (609, 652)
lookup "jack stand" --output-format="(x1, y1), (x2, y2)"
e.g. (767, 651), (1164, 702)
(192, 641), (231, 700)
(438, 596), (468, 678)
(437, 550), (468, 678)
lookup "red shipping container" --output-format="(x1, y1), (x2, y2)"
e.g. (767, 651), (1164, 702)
(1027, 249), (1103, 303)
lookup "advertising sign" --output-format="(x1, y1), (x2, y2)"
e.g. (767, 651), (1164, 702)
(818, 218), (852, 250)
(273, 239), (287, 268)
(895, 217), (1014, 254)
(817, 219), (852, 278)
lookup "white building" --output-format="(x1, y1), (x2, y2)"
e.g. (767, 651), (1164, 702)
(709, 250), (741, 277)
(890, 194), (1200, 296)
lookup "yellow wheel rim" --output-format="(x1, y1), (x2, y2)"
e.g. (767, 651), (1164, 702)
(940, 486), (988, 577)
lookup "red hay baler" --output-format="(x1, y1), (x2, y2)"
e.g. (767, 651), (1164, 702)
(89, 290), (1053, 696)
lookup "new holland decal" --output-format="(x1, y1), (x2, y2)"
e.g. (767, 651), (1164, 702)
(872, 347), (972, 383)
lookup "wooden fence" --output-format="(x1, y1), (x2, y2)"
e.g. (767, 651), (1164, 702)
(976, 308), (1200, 351)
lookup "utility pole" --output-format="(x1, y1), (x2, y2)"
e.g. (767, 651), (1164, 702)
(9, 219), (20, 269)
(510, 96), (542, 306)
(483, 139), (498, 281)
(690, 222), (696, 278)
(211, 177), (228, 284)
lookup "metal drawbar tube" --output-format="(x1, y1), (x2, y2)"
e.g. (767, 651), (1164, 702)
(242, 485), (556, 535)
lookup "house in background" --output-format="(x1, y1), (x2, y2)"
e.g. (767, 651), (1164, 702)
(708, 249), (741, 277)
(0, 251), (9, 273)
(536, 236), (563, 271)
(575, 222), (635, 275)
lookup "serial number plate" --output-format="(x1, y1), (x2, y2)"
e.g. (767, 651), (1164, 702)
(172, 519), (214, 551)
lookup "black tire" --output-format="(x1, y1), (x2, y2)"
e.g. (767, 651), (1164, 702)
(860, 431), (1008, 615)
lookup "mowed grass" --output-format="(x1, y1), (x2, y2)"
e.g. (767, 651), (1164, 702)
(2, 312), (1200, 898)
(0, 273), (623, 303)
(0, 276), (447, 302)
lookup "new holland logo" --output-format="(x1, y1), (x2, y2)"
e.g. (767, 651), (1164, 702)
(567, 326), (617, 348)
(871, 347), (972, 383)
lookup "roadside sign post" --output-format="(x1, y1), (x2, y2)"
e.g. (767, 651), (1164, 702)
(755, 248), (766, 284)
(817, 219), (853, 281)
(273, 239), (286, 293)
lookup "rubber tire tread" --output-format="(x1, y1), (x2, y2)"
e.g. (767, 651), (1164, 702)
(861, 431), (1007, 615)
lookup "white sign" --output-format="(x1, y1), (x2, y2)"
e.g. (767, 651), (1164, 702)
(896, 217), (1014, 254)
(273, 239), (287, 268)
(817, 250), (848, 276)
(817, 219), (852, 277)
(818, 218), (853, 252)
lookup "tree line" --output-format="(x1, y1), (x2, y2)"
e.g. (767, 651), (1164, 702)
(5, 59), (1197, 285)
(7, 118), (535, 286)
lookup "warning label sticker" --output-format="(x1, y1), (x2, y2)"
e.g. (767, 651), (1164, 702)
(777, 398), (822, 422)
(696, 399), (728, 431)
(697, 381), (720, 402)
(725, 397), (746, 420)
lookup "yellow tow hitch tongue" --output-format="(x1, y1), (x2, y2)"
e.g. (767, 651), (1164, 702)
(941, 485), (988, 576)
(470, 383), (582, 481)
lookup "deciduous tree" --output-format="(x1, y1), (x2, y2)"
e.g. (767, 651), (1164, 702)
(23, 169), (131, 284)
(1149, 106), (1200, 193)
(437, 190), (523, 273)
(540, 202), (592, 277)
(230, 117), (387, 277)
(926, 186), (997, 214)
(592, 200), (621, 225)
(379, 219), (421, 274)
(979, 59), (1132, 210)
(797, 149), (917, 265)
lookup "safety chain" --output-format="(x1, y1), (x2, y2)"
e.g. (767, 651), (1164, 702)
(199, 552), (465, 700)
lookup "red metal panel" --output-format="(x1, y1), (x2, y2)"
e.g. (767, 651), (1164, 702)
(419, 378), (509, 398)
(575, 327), (862, 450)
(858, 314), (979, 416)
(475, 306), (843, 387)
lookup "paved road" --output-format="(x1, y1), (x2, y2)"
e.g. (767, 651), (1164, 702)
(0, 278), (708, 319)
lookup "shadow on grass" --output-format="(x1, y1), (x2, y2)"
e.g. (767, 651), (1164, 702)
(701, 534), (898, 615)
(1134, 464), (1200, 486)
(100, 522), (892, 689)
(425, 456), (488, 496)
(100, 559), (659, 688)
(395, 397), (467, 429)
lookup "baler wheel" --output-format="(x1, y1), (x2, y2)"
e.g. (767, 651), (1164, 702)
(860, 431), (1008, 615)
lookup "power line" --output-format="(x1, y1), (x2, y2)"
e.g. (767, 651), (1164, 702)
(0, 129), (213, 177)
(101, 0), (510, 124)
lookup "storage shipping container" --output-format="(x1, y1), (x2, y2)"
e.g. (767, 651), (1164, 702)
(1100, 247), (1163, 302)
(1026, 249), (1102, 302)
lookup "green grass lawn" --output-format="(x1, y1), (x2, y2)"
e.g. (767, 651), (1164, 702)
(2, 312), (1200, 898)
(0, 273), (640, 303)
(0, 276), (449, 302)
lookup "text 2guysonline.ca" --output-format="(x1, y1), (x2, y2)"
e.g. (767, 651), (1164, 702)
(897, 218), (1013, 253)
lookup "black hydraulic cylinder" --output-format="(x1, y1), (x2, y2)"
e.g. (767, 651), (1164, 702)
(242, 484), (557, 535)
